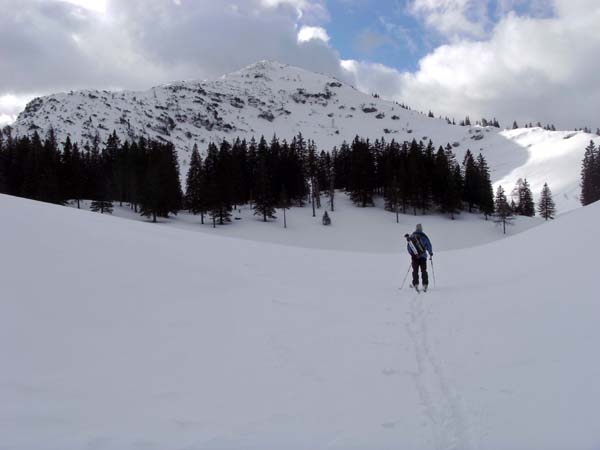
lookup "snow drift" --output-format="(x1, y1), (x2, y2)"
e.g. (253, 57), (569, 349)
(0, 193), (598, 450)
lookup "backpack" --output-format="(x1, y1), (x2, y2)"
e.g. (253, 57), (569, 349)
(407, 234), (426, 257)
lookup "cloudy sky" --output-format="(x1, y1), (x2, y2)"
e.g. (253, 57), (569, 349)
(1, 0), (599, 129)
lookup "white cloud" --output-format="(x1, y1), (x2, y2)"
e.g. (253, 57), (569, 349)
(61, 0), (107, 13)
(0, 0), (341, 92)
(260, 0), (328, 22)
(409, 0), (489, 39)
(0, 94), (35, 126)
(297, 25), (330, 43)
(3, 0), (600, 131)
(344, 0), (600, 129)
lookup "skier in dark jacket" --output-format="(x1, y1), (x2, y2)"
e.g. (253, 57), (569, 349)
(405, 223), (433, 292)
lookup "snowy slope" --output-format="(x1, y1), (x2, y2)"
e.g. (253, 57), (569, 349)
(1, 193), (598, 450)
(11, 61), (596, 212)
(494, 128), (595, 213)
(72, 192), (543, 253)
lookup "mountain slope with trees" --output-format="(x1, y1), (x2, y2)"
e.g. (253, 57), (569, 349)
(8, 61), (596, 212)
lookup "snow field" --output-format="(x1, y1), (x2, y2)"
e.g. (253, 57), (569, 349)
(1, 193), (598, 449)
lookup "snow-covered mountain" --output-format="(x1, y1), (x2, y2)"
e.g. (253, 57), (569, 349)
(1, 192), (598, 449)
(12, 60), (597, 212)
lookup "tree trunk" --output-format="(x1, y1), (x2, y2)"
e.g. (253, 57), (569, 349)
(283, 208), (287, 228)
(153, 212), (157, 223)
(311, 179), (316, 217)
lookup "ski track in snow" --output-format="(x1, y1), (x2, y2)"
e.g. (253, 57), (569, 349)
(405, 293), (473, 450)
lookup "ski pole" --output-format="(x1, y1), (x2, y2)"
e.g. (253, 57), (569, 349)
(430, 256), (436, 288)
(400, 263), (411, 290)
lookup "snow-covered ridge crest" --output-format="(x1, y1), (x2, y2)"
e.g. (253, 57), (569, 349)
(11, 61), (598, 212)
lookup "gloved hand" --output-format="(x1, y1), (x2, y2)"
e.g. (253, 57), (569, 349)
(429, 253), (433, 260)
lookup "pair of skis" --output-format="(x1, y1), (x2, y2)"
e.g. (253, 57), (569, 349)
(410, 285), (428, 294)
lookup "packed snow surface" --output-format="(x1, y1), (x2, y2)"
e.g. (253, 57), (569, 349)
(12, 60), (598, 212)
(1, 193), (598, 450)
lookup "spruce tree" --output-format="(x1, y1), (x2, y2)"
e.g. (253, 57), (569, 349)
(215, 140), (233, 224)
(348, 136), (375, 207)
(476, 153), (494, 219)
(441, 144), (463, 219)
(494, 185), (515, 234)
(518, 178), (535, 216)
(253, 137), (276, 222)
(388, 175), (402, 223)
(307, 140), (318, 216)
(203, 142), (220, 227)
(432, 146), (448, 209)
(581, 140), (599, 205)
(138, 142), (182, 222)
(406, 139), (422, 215)
(0, 132), (5, 194)
(278, 185), (290, 228)
(462, 149), (479, 213)
(230, 138), (247, 208)
(185, 144), (207, 223)
(328, 148), (336, 212)
(89, 134), (113, 214)
(60, 136), (75, 202)
(38, 128), (62, 204)
(538, 182), (556, 220)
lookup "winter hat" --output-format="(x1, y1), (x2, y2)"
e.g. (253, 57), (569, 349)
(416, 223), (423, 232)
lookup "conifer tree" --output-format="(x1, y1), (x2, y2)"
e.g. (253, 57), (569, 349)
(230, 138), (247, 208)
(89, 134), (113, 214)
(538, 182), (556, 220)
(476, 153), (494, 219)
(138, 142), (182, 222)
(185, 144), (207, 223)
(348, 136), (375, 207)
(278, 185), (290, 228)
(215, 140), (233, 224)
(462, 149), (479, 212)
(328, 148), (336, 212)
(38, 128), (62, 204)
(581, 140), (599, 205)
(494, 185), (515, 234)
(432, 146), (448, 209)
(388, 175), (402, 223)
(244, 138), (258, 205)
(60, 136), (75, 202)
(307, 140), (318, 216)
(253, 137), (276, 222)
(71, 143), (84, 209)
(406, 139), (422, 215)
(518, 178), (535, 216)
(203, 142), (220, 227)
(441, 144), (463, 219)
(0, 132), (6, 194)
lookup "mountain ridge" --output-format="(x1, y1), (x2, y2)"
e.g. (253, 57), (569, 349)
(11, 60), (597, 212)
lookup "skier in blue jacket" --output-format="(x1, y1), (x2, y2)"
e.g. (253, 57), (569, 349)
(405, 224), (433, 292)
